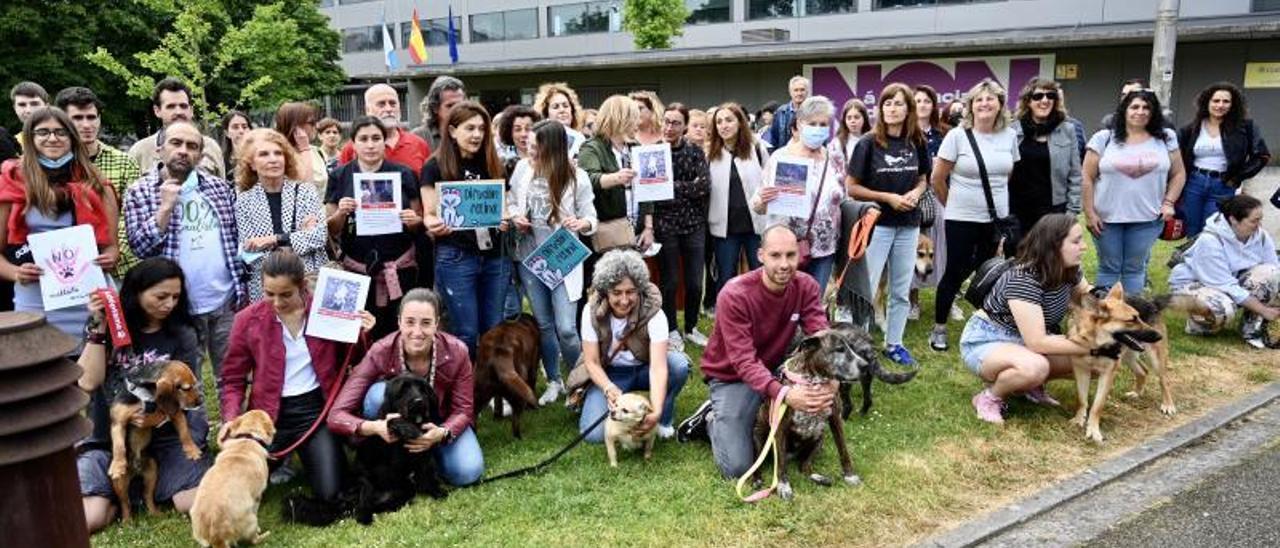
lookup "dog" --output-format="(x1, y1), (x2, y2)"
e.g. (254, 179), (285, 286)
(830, 324), (919, 420)
(603, 392), (656, 467)
(753, 325), (915, 500)
(875, 233), (934, 329)
(474, 314), (541, 438)
(190, 410), (276, 548)
(1067, 285), (1165, 443)
(1117, 294), (1181, 416)
(108, 359), (204, 521)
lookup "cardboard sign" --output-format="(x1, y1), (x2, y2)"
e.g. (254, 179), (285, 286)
(522, 226), (591, 290)
(28, 224), (108, 311)
(437, 180), (505, 229)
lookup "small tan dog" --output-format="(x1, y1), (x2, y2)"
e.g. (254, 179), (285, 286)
(603, 393), (656, 467)
(875, 233), (935, 329)
(191, 410), (276, 548)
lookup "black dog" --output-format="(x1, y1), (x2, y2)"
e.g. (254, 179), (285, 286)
(829, 323), (918, 420)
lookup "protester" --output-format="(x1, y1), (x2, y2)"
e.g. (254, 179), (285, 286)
(830, 98), (870, 176)
(218, 110), (253, 183)
(766, 77), (810, 152)
(316, 117), (343, 172)
(1170, 195), (1280, 348)
(234, 128), (328, 301)
(10, 81), (48, 151)
(275, 101), (328, 195)
(534, 83), (587, 155)
(1099, 78), (1175, 130)
(910, 85), (949, 321)
(326, 116), (422, 341)
(416, 76), (466, 151)
(338, 84), (431, 177)
(1009, 78), (1083, 233)
(929, 79), (1019, 353)
(707, 103), (769, 302)
(327, 288), (483, 485)
(127, 78), (224, 177)
(848, 83), (929, 365)
(752, 96), (844, 298)
(1083, 89), (1185, 294)
(499, 105), (540, 169)
(582, 108), (598, 139)
(755, 101), (779, 136)
(579, 249), (689, 441)
(654, 103), (711, 347)
(686, 108), (710, 150)
(76, 258), (209, 533)
(0, 107), (118, 348)
(629, 91), (665, 146)
(1177, 82), (1271, 237)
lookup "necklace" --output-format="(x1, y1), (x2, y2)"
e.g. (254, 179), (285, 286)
(398, 336), (437, 389)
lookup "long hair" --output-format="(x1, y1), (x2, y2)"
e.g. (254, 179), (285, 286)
(235, 128), (301, 191)
(274, 102), (316, 148)
(1014, 78), (1067, 125)
(1111, 90), (1169, 143)
(120, 257), (193, 339)
(1014, 213), (1080, 289)
(20, 107), (106, 216)
(959, 79), (1011, 132)
(531, 120), (574, 224)
(913, 85), (948, 132)
(534, 83), (584, 131)
(872, 84), (924, 149)
(1192, 81), (1247, 134)
(435, 101), (504, 181)
(707, 102), (754, 162)
(837, 99), (871, 151)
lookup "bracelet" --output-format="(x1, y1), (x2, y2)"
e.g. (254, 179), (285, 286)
(86, 330), (108, 346)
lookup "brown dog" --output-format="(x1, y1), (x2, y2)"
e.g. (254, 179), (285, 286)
(603, 393), (656, 467)
(474, 314), (541, 438)
(109, 359), (204, 521)
(190, 410), (276, 548)
(876, 233), (934, 329)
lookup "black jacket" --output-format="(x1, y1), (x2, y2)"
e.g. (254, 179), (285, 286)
(1178, 119), (1271, 187)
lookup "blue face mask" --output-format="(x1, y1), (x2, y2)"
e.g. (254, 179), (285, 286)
(180, 169), (199, 191)
(38, 153), (73, 169)
(800, 125), (830, 149)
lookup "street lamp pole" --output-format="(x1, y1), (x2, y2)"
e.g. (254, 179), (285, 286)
(1149, 0), (1180, 108)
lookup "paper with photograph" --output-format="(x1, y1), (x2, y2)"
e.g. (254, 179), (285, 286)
(28, 224), (109, 311)
(767, 155), (813, 219)
(354, 171), (403, 236)
(631, 143), (674, 202)
(306, 268), (371, 343)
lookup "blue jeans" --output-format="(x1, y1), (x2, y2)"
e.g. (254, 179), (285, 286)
(519, 262), (581, 381)
(1093, 218), (1163, 295)
(503, 261), (525, 320)
(579, 351), (691, 443)
(865, 224), (920, 346)
(803, 253), (836, 299)
(362, 381), (485, 486)
(435, 244), (512, 359)
(1182, 170), (1236, 238)
(713, 233), (761, 295)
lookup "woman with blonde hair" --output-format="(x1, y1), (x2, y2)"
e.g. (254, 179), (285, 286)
(275, 101), (328, 195)
(628, 90), (664, 146)
(234, 128), (328, 300)
(686, 108), (710, 150)
(535, 82), (587, 156)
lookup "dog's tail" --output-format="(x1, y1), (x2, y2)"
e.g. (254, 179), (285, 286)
(873, 363), (917, 385)
(499, 370), (539, 408)
(281, 492), (349, 527)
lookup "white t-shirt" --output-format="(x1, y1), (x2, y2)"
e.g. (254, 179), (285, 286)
(177, 183), (234, 314)
(939, 126), (1020, 223)
(280, 318), (319, 397)
(580, 307), (669, 368)
(1192, 124), (1229, 172)
(1087, 128), (1179, 223)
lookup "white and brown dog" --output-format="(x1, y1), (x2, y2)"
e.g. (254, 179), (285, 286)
(603, 393), (656, 467)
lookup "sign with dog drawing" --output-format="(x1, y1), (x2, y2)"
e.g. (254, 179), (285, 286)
(437, 180), (505, 229)
(522, 226), (591, 290)
(306, 268), (371, 343)
(631, 143), (674, 202)
(767, 155), (813, 219)
(27, 224), (109, 311)
(353, 172), (403, 236)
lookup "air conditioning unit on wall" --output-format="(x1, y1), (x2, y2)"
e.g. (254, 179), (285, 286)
(741, 28), (790, 44)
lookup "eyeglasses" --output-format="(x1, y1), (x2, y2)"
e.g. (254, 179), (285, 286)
(1030, 91), (1059, 102)
(33, 128), (70, 140)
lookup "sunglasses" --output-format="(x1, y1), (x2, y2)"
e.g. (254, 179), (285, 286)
(1030, 91), (1059, 102)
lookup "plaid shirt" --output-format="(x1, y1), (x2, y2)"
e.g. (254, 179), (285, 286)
(91, 144), (143, 275)
(123, 165), (247, 308)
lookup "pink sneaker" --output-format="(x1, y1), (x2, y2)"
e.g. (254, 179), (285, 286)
(1023, 385), (1061, 407)
(972, 389), (1005, 424)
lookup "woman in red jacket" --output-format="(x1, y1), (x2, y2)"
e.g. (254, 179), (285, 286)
(219, 249), (373, 501)
(328, 287), (483, 486)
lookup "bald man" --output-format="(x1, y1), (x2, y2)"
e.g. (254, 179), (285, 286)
(338, 83), (431, 176)
(127, 77), (224, 178)
(123, 120), (247, 389)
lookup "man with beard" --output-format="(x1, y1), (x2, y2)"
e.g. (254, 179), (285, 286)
(676, 224), (834, 479)
(124, 121), (245, 393)
(127, 78), (224, 178)
(338, 83), (430, 176)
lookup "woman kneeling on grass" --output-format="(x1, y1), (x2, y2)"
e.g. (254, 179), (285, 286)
(959, 213), (1118, 424)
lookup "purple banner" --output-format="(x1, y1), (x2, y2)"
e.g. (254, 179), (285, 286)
(806, 54), (1054, 109)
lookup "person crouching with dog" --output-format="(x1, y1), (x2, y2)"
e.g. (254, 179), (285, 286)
(959, 214), (1115, 424)
(77, 257), (209, 533)
(573, 249), (691, 442)
(220, 250), (374, 502)
(328, 288), (485, 486)
(1169, 194), (1280, 348)
(677, 225), (832, 479)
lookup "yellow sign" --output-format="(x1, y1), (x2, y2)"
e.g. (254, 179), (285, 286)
(1244, 62), (1280, 88)
(1055, 64), (1079, 80)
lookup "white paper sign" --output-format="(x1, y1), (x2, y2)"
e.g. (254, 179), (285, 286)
(767, 155), (813, 219)
(565, 127), (585, 158)
(631, 143), (674, 202)
(306, 268), (371, 343)
(28, 224), (108, 311)
(354, 172), (403, 236)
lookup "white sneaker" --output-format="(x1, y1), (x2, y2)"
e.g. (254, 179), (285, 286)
(657, 425), (675, 439)
(907, 303), (921, 321)
(538, 380), (564, 406)
(488, 398), (513, 417)
(686, 329), (709, 347)
(950, 303), (966, 321)
(668, 330), (685, 353)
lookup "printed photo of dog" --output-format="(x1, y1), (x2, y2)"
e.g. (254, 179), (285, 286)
(604, 392), (656, 467)
(190, 410), (276, 548)
(475, 314), (541, 438)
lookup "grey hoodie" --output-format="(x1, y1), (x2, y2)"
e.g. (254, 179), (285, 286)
(1169, 212), (1279, 303)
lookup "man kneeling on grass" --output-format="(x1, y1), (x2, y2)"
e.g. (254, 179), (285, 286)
(677, 224), (834, 478)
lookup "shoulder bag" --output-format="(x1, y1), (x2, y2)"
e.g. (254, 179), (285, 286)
(965, 129), (1021, 257)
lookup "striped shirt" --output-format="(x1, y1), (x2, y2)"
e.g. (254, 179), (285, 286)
(91, 144), (143, 275)
(983, 264), (1079, 333)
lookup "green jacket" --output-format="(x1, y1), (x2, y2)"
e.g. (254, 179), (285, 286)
(577, 136), (653, 226)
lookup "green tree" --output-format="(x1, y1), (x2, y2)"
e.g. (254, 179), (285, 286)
(622, 0), (689, 50)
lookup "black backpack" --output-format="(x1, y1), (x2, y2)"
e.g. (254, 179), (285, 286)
(964, 256), (1014, 309)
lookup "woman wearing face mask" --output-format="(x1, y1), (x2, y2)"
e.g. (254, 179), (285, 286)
(910, 85), (950, 322)
(316, 117), (344, 173)
(1177, 82), (1271, 238)
(629, 91), (665, 146)
(653, 103), (711, 347)
(326, 116), (423, 341)
(221, 250), (375, 503)
(421, 101), (511, 359)
(1009, 79), (1083, 234)
(0, 106), (118, 348)
(329, 288), (484, 486)
(706, 102), (770, 300)
(751, 96), (845, 297)
(848, 84), (929, 366)
(534, 83), (587, 157)
(219, 111), (253, 183)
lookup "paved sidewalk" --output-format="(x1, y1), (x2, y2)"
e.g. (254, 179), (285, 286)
(1242, 166), (1279, 241)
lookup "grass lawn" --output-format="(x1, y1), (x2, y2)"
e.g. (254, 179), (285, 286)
(94, 237), (1280, 547)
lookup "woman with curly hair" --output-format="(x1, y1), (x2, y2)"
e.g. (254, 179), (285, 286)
(1177, 82), (1271, 237)
(534, 82), (586, 156)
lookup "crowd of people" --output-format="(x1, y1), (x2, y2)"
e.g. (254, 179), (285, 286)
(0, 72), (1272, 532)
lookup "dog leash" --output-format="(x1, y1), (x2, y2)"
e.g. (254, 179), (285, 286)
(474, 411), (609, 485)
(833, 208), (881, 290)
(269, 331), (369, 461)
(736, 392), (788, 503)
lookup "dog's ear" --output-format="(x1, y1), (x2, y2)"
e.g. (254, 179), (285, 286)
(381, 378), (407, 418)
(154, 375), (179, 416)
(1106, 283), (1125, 301)
(798, 334), (824, 355)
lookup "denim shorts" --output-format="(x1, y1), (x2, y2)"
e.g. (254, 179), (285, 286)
(959, 313), (1024, 376)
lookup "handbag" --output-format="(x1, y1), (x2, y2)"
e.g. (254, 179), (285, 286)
(796, 153), (830, 269)
(965, 129), (1021, 258)
(592, 218), (635, 251)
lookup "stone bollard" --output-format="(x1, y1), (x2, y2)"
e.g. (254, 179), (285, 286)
(0, 312), (93, 547)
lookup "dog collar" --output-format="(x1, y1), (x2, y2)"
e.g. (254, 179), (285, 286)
(780, 366), (826, 387)
(228, 433), (271, 449)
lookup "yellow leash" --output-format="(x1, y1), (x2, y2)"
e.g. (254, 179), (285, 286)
(735, 395), (788, 503)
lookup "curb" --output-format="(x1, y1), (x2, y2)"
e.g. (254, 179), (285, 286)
(915, 381), (1280, 548)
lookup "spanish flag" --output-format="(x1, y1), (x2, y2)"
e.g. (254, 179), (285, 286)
(408, 8), (428, 65)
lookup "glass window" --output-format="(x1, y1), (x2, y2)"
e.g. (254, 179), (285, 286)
(505, 8), (539, 40)
(470, 9), (538, 43)
(401, 17), (461, 48)
(874, 0), (991, 9)
(687, 0), (731, 24)
(747, 0), (854, 18)
(1255, 0), (1280, 11)
(317, 0), (336, 8)
(549, 1), (619, 37)
(342, 25), (382, 53)
(470, 12), (505, 43)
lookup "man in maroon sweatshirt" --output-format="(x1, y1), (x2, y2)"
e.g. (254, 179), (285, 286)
(678, 224), (835, 478)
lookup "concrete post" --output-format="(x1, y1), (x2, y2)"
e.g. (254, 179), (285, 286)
(1149, 0), (1180, 108)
